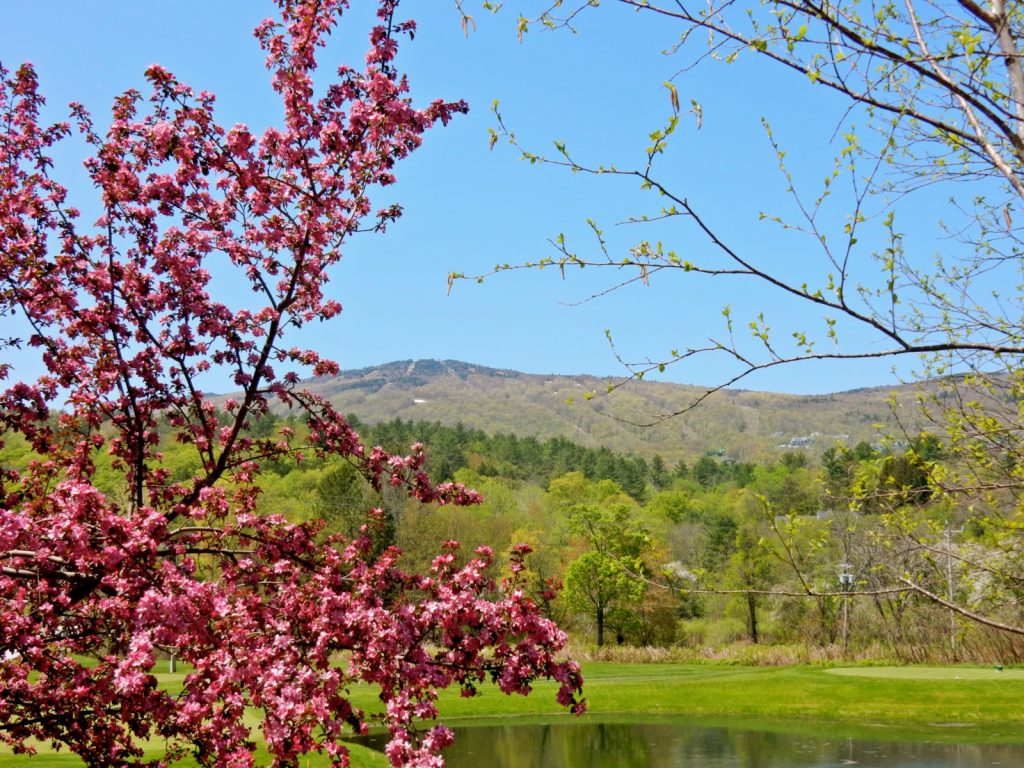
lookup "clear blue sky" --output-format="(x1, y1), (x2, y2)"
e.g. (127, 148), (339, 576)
(1, 2), (943, 395)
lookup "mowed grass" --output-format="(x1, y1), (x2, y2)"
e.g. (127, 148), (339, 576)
(0, 744), (389, 768)
(411, 663), (1024, 741)
(826, 665), (1024, 680)
(0, 739), (389, 768)
(4, 663), (1024, 765)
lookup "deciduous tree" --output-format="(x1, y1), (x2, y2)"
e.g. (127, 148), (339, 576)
(0, 3), (583, 766)
(563, 501), (651, 645)
(458, 0), (1024, 641)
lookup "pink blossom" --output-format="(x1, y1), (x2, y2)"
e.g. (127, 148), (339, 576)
(0, 2), (578, 766)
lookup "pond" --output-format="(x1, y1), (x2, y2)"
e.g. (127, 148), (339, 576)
(360, 719), (1024, 767)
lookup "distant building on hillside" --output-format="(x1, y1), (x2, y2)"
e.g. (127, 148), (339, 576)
(780, 436), (816, 448)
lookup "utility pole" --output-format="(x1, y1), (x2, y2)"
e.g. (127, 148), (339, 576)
(944, 520), (964, 660)
(838, 562), (854, 653)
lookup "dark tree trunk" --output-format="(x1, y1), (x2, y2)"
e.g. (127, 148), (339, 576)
(747, 594), (759, 644)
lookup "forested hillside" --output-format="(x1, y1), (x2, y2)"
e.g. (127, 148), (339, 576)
(5, 406), (1013, 663)
(290, 359), (921, 463)
(4, 357), (1010, 665)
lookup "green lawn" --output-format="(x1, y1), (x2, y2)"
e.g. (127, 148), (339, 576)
(413, 663), (1024, 741)
(5, 663), (1024, 765)
(826, 664), (1024, 680)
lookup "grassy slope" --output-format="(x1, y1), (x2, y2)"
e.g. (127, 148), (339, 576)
(5, 663), (1023, 765)
(415, 663), (1024, 742)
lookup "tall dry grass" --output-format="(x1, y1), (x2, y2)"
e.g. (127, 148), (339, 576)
(563, 641), (903, 666)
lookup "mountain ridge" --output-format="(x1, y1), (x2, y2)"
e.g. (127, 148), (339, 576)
(290, 359), (920, 463)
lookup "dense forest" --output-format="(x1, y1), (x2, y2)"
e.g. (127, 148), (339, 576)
(6, 412), (1018, 664)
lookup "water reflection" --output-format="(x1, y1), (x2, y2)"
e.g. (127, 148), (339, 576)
(360, 720), (1024, 767)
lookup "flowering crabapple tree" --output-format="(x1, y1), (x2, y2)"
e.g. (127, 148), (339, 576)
(0, 1), (584, 765)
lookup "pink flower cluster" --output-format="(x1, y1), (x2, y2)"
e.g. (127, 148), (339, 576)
(0, 2), (582, 766)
